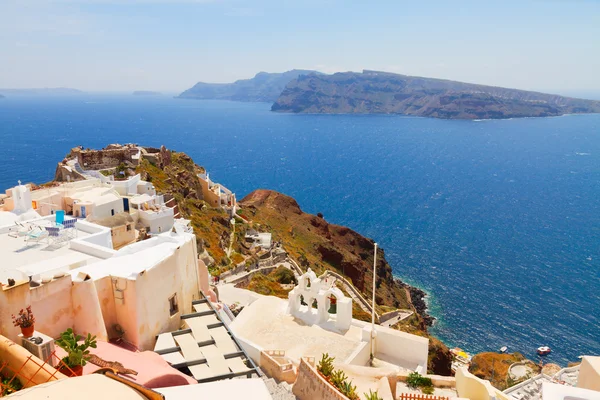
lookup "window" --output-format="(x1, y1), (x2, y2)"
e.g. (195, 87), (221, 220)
(126, 224), (132, 231)
(111, 209), (115, 216)
(169, 294), (179, 316)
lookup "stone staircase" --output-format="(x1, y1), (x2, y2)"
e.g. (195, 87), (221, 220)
(262, 375), (297, 400)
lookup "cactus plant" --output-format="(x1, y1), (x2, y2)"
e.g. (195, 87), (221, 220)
(317, 353), (335, 377)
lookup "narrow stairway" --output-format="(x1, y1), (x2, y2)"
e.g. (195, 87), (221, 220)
(261, 375), (297, 400)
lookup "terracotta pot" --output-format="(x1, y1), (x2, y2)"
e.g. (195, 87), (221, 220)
(59, 364), (83, 377)
(21, 325), (34, 338)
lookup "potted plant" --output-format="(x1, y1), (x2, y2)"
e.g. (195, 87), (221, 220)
(55, 328), (97, 377)
(12, 306), (35, 337)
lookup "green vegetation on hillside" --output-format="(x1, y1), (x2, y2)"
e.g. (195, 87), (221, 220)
(136, 154), (233, 266)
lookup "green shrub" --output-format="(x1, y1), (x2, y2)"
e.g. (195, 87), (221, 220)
(317, 353), (335, 377)
(272, 266), (296, 284)
(1, 377), (22, 396)
(407, 372), (434, 394)
(363, 389), (383, 400)
(422, 385), (435, 395)
(55, 328), (97, 368)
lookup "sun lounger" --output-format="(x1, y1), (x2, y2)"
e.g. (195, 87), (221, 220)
(25, 228), (48, 244)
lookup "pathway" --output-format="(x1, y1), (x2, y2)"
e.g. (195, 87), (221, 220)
(379, 310), (414, 327)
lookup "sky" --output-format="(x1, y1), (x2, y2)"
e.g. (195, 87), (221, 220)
(0, 0), (599, 94)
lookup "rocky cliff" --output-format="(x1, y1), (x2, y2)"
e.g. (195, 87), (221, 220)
(272, 70), (600, 119)
(239, 189), (452, 374)
(177, 70), (318, 102)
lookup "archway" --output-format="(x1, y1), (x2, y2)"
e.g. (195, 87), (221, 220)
(327, 294), (338, 314)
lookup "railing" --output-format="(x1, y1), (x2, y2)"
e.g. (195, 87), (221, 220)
(266, 350), (286, 357)
(0, 350), (68, 395)
(399, 393), (448, 400)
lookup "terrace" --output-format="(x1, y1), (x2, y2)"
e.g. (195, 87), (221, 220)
(0, 216), (107, 281)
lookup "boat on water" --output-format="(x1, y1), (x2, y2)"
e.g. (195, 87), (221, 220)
(537, 346), (552, 356)
(500, 346), (508, 353)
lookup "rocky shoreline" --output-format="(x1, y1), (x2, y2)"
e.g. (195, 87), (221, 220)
(406, 284), (435, 326)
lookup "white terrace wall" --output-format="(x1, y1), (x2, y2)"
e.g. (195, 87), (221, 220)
(375, 324), (428, 371)
(0, 274), (107, 342)
(126, 235), (199, 350)
(455, 368), (510, 400)
(94, 275), (119, 339)
(578, 356), (600, 391)
(71, 278), (108, 341)
(355, 321), (429, 371)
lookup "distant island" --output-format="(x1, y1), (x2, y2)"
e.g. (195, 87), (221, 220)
(177, 69), (319, 102)
(0, 88), (83, 96)
(133, 91), (162, 96)
(272, 70), (600, 119)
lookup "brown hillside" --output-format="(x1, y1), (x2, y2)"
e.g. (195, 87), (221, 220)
(240, 189), (410, 310)
(240, 189), (453, 375)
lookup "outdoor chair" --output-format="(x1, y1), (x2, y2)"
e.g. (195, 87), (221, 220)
(46, 226), (67, 245)
(62, 218), (78, 238)
(55, 210), (65, 227)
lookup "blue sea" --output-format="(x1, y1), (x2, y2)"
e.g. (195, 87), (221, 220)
(1, 95), (599, 364)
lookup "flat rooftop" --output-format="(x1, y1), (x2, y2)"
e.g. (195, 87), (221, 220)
(230, 295), (365, 365)
(0, 221), (101, 278)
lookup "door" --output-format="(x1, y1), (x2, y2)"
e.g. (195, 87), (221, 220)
(81, 206), (86, 218)
(123, 198), (130, 212)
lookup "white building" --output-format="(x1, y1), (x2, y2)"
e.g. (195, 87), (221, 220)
(130, 194), (175, 234)
(0, 182), (42, 225)
(0, 201), (202, 351)
(109, 174), (156, 197)
(245, 229), (272, 250)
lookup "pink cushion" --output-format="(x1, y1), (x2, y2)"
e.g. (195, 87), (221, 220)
(55, 340), (196, 388)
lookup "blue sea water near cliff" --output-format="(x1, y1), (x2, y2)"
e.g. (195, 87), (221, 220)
(1, 95), (599, 364)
